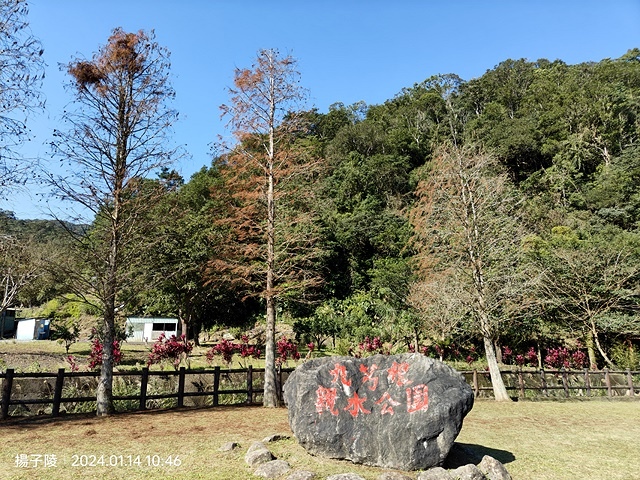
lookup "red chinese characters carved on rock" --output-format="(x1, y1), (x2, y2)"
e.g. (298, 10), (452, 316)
(315, 386), (339, 416)
(406, 384), (429, 413)
(359, 364), (380, 391)
(387, 361), (411, 387)
(329, 363), (352, 387)
(344, 391), (371, 417)
(315, 361), (428, 418)
(375, 391), (401, 415)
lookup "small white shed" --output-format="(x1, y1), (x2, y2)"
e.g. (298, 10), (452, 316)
(16, 318), (51, 340)
(125, 317), (180, 342)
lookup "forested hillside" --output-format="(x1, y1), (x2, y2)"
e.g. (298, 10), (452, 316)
(178, 49), (640, 372)
(5, 49), (640, 372)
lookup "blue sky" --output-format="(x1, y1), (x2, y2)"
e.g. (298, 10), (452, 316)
(7, 0), (640, 219)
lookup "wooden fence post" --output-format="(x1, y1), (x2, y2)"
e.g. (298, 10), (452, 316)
(584, 369), (591, 397)
(627, 369), (634, 397)
(1, 368), (14, 420)
(540, 368), (548, 397)
(213, 366), (220, 407)
(561, 368), (569, 397)
(177, 367), (186, 408)
(276, 367), (283, 403)
(604, 368), (612, 398)
(246, 365), (253, 405)
(518, 369), (525, 398)
(52, 368), (65, 417)
(472, 370), (479, 398)
(139, 367), (149, 410)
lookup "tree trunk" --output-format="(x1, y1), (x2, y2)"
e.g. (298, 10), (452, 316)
(97, 180), (120, 416)
(483, 334), (511, 401)
(96, 309), (115, 416)
(179, 311), (188, 341)
(263, 295), (278, 407)
(263, 140), (279, 407)
(591, 321), (616, 369)
(494, 340), (503, 364)
(191, 321), (201, 347)
(585, 333), (598, 370)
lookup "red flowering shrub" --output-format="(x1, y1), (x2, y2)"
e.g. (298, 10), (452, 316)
(88, 338), (123, 370)
(526, 347), (538, 367)
(66, 355), (80, 372)
(206, 338), (237, 365)
(354, 336), (391, 357)
(206, 336), (261, 367)
(571, 349), (588, 369)
(544, 347), (571, 368)
(502, 346), (513, 363)
(147, 333), (194, 370)
(276, 337), (300, 366)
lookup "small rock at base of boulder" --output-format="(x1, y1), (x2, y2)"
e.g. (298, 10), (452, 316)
(450, 464), (485, 480)
(378, 472), (414, 480)
(326, 474), (367, 480)
(218, 441), (240, 452)
(477, 456), (512, 480)
(245, 448), (274, 467)
(254, 459), (291, 479)
(248, 441), (268, 453)
(285, 470), (317, 480)
(418, 467), (453, 480)
(263, 433), (291, 443)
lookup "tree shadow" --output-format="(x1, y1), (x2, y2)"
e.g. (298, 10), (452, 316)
(444, 442), (516, 469)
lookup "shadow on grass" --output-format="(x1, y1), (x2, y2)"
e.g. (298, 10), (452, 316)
(444, 442), (515, 468)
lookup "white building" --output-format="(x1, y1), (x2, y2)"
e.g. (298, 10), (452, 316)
(125, 317), (180, 342)
(15, 318), (51, 340)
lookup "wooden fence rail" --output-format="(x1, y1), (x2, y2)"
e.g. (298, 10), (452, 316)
(1, 366), (638, 419)
(461, 368), (640, 399)
(0, 366), (295, 420)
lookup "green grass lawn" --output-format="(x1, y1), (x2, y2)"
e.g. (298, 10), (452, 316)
(0, 399), (638, 480)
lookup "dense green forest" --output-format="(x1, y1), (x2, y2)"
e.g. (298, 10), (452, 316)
(4, 48), (640, 374)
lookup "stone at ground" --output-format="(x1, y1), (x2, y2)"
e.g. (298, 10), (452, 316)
(284, 354), (474, 470)
(244, 447), (274, 467)
(450, 464), (485, 480)
(285, 470), (317, 480)
(477, 456), (512, 480)
(248, 441), (268, 453)
(417, 467), (452, 480)
(262, 433), (291, 443)
(378, 471), (414, 480)
(218, 441), (240, 452)
(326, 474), (367, 480)
(254, 459), (291, 478)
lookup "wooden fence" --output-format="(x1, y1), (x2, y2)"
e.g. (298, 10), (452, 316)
(0, 366), (295, 420)
(460, 368), (640, 399)
(1, 366), (638, 419)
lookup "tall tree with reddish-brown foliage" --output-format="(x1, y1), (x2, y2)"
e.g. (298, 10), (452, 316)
(212, 49), (324, 407)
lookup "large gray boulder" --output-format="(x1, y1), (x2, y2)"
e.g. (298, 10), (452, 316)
(284, 354), (474, 470)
